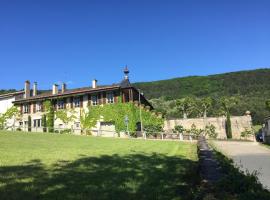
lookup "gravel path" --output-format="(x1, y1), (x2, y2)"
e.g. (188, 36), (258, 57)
(212, 141), (270, 190)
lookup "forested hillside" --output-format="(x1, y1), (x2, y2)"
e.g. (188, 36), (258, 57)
(133, 68), (270, 124)
(1, 69), (269, 124)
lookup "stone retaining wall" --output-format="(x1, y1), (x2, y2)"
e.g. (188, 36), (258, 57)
(164, 115), (252, 139)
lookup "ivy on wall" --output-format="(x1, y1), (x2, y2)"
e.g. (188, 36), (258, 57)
(80, 102), (164, 134)
(43, 100), (55, 132)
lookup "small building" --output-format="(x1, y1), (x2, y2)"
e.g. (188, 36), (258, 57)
(0, 91), (24, 128)
(12, 67), (153, 135)
(263, 116), (270, 143)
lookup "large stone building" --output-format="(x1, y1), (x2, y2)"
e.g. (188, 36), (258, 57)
(9, 68), (152, 135)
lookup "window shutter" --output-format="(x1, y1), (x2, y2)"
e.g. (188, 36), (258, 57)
(98, 93), (102, 105)
(113, 91), (117, 103)
(80, 96), (83, 108)
(103, 92), (106, 104)
(33, 103), (36, 113)
(70, 97), (73, 108)
(64, 98), (67, 109)
(88, 94), (91, 106)
(20, 104), (23, 115)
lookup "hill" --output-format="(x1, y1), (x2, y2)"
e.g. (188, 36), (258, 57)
(133, 68), (270, 124)
(1, 69), (269, 124)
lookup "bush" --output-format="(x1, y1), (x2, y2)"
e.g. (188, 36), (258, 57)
(144, 124), (163, 137)
(241, 128), (254, 139)
(16, 128), (22, 132)
(60, 129), (72, 134)
(205, 124), (218, 139)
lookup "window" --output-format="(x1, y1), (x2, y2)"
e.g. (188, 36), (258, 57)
(19, 122), (23, 127)
(91, 95), (98, 106)
(107, 92), (114, 104)
(36, 102), (42, 112)
(74, 97), (80, 108)
(23, 104), (29, 113)
(57, 100), (64, 109)
(75, 122), (80, 128)
(33, 119), (41, 128)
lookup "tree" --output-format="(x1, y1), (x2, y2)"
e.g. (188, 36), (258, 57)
(176, 97), (196, 119)
(266, 99), (270, 112)
(198, 97), (213, 118)
(220, 97), (238, 139)
(55, 109), (77, 127)
(43, 100), (55, 133)
(41, 115), (47, 132)
(28, 115), (31, 132)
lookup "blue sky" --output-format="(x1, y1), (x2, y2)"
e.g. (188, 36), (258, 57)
(0, 0), (269, 90)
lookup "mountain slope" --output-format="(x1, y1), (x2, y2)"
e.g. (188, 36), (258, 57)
(133, 68), (270, 124)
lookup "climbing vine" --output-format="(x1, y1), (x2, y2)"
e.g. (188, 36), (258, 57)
(43, 100), (55, 132)
(80, 102), (164, 135)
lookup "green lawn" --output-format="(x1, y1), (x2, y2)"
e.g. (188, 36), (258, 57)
(0, 131), (198, 200)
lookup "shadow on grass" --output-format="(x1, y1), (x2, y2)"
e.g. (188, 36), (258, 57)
(0, 154), (199, 200)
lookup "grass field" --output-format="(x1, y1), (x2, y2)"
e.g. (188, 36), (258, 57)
(0, 131), (198, 200)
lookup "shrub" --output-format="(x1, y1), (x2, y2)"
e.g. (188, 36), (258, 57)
(205, 124), (218, 139)
(144, 124), (163, 137)
(241, 128), (254, 139)
(60, 129), (72, 134)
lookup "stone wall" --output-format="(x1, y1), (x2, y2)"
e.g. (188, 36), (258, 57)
(164, 114), (252, 139)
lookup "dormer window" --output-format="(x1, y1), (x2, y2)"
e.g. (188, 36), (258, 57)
(91, 95), (98, 106)
(107, 92), (114, 104)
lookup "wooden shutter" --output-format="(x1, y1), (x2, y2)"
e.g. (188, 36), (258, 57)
(41, 102), (44, 112)
(88, 94), (91, 106)
(33, 102), (36, 113)
(64, 98), (67, 109)
(70, 97), (73, 108)
(103, 92), (106, 104)
(80, 96), (83, 108)
(114, 91), (117, 103)
(98, 93), (102, 105)
(20, 104), (23, 115)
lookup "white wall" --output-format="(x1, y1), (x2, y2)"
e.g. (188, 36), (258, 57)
(0, 96), (15, 114)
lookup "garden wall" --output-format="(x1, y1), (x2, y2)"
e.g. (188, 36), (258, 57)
(164, 114), (252, 139)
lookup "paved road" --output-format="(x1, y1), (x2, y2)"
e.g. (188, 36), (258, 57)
(211, 141), (270, 190)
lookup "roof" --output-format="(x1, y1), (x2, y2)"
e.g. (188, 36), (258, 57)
(120, 79), (132, 88)
(0, 91), (24, 100)
(14, 85), (120, 104)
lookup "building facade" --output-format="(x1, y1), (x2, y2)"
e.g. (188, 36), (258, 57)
(12, 68), (153, 135)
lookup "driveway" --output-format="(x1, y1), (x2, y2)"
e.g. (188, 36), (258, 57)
(211, 141), (270, 190)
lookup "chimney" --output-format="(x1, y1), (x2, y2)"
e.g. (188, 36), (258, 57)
(52, 84), (59, 95)
(92, 79), (97, 89)
(33, 82), (37, 96)
(61, 83), (66, 93)
(24, 80), (30, 98)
